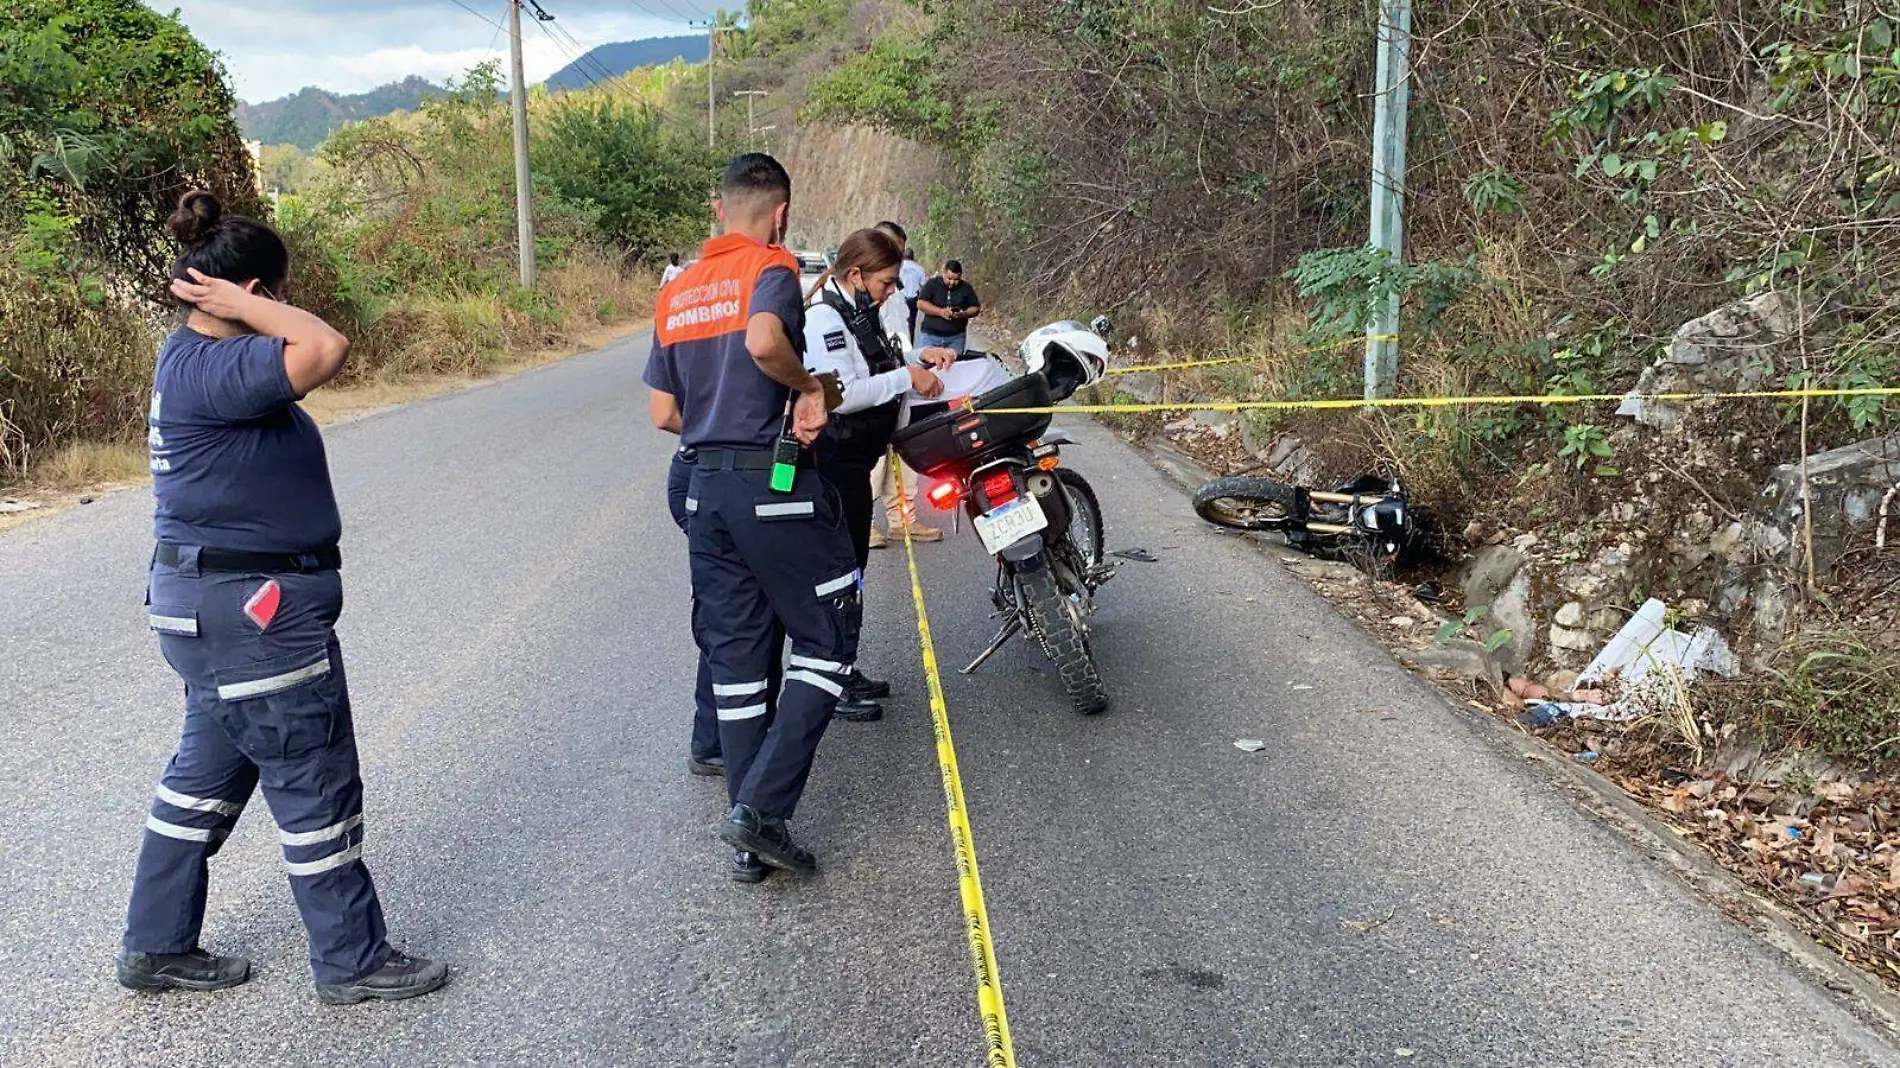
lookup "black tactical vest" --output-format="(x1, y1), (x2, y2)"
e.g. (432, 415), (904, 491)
(820, 288), (904, 465)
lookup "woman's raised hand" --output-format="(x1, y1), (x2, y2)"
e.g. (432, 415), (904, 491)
(170, 269), (264, 321)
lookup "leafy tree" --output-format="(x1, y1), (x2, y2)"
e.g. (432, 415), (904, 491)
(258, 144), (321, 195)
(0, 0), (263, 290)
(534, 97), (719, 260)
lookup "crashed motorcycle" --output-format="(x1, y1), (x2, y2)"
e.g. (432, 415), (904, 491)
(1192, 472), (1426, 564)
(892, 319), (1115, 715)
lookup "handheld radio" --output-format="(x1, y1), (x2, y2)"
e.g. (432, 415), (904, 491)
(769, 399), (800, 493)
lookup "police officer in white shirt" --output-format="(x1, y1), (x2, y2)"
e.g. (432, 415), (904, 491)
(804, 227), (958, 713)
(868, 222), (942, 547)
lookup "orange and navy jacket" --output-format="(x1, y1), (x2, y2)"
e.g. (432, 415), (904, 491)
(643, 233), (805, 449)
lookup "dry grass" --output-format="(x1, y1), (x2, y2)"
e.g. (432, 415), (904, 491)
(0, 308), (654, 529)
(33, 439), (151, 488)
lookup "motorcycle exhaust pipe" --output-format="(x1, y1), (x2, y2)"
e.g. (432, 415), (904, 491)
(1308, 491), (1387, 507)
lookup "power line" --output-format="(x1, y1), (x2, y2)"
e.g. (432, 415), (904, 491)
(547, 18), (623, 86)
(527, 8), (702, 138)
(626, 0), (698, 24)
(444, 0), (503, 31)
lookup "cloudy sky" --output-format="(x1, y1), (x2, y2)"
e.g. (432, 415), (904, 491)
(145, 1), (723, 102)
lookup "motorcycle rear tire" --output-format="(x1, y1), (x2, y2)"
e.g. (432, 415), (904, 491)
(1192, 476), (1300, 531)
(1055, 468), (1105, 568)
(1020, 564), (1108, 716)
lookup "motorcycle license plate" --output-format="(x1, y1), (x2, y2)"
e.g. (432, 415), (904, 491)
(973, 495), (1048, 555)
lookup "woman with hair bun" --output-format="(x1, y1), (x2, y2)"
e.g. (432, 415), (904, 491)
(118, 190), (447, 1005)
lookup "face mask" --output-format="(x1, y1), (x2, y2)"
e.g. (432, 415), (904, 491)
(827, 278), (897, 373)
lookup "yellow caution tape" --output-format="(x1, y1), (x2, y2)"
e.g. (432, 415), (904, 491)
(1104, 335), (1399, 376)
(896, 470), (1018, 1068)
(985, 384), (1900, 416)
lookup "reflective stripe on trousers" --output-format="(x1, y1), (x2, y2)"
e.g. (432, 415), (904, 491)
(124, 554), (391, 985)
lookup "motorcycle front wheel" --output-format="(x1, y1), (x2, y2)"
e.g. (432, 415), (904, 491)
(1019, 563), (1109, 715)
(1192, 476), (1300, 531)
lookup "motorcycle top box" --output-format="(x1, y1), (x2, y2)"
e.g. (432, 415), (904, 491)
(892, 373), (1054, 476)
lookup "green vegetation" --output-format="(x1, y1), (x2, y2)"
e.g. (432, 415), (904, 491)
(1752, 631), (1900, 764)
(536, 97), (719, 259)
(236, 76), (446, 151)
(1, 0), (263, 472)
(792, 0), (1899, 502)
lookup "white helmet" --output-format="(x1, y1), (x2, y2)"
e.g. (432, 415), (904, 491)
(1020, 320), (1109, 401)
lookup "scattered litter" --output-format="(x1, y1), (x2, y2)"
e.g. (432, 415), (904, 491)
(1518, 704), (1565, 729)
(1110, 547), (1159, 563)
(1233, 738), (1266, 752)
(78, 496), (95, 505)
(1288, 684), (1315, 691)
(1520, 599), (1740, 723)
(0, 499), (43, 514)
(1340, 906), (1397, 933)
(1396, 1050), (1417, 1060)
(1573, 750), (1601, 762)
(1413, 580), (1443, 604)
(1800, 872), (1832, 889)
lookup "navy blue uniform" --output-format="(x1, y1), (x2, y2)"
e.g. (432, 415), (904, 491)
(646, 234), (860, 818)
(667, 447), (783, 763)
(126, 327), (389, 985)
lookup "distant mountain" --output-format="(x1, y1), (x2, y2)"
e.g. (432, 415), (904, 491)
(236, 35), (704, 149)
(545, 36), (702, 92)
(236, 76), (446, 150)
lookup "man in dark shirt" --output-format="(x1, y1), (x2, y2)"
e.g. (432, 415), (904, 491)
(643, 153), (856, 881)
(915, 259), (982, 354)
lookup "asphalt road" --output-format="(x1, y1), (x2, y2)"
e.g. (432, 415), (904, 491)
(2, 331), (1896, 1067)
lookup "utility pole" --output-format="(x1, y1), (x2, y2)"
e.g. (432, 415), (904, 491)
(507, 0), (537, 288)
(734, 90), (768, 148)
(1363, 0), (1413, 400)
(701, 22), (718, 148)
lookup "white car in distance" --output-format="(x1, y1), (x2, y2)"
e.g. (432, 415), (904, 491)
(794, 250), (831, 295)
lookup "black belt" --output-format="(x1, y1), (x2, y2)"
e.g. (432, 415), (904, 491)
(155, 543), (341, 573)
(694, 446), (812, 471)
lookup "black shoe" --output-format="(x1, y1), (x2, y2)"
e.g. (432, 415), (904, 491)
(314, 950), (449, 1005)
(689, 753), (726, 777)
(833, 697), (884, 722)
(730, 849), (772, 884)
(116, 948), (250, 993)
(719, 804), (817, 875)
(844, 671), (891, 701)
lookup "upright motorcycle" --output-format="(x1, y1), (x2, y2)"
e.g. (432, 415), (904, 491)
(892, 319), (1115, 715)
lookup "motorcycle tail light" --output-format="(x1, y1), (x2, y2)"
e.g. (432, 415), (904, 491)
(980, 471), (1019, 507)
(927, 479), (962, 509)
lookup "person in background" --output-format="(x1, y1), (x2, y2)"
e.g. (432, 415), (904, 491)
(661, 252), (685, 285)
(916, 259), (981, 355)
(899, 247), (927, 343)
(868, 221), (943, 548)
(120, 190), (447, 1004)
